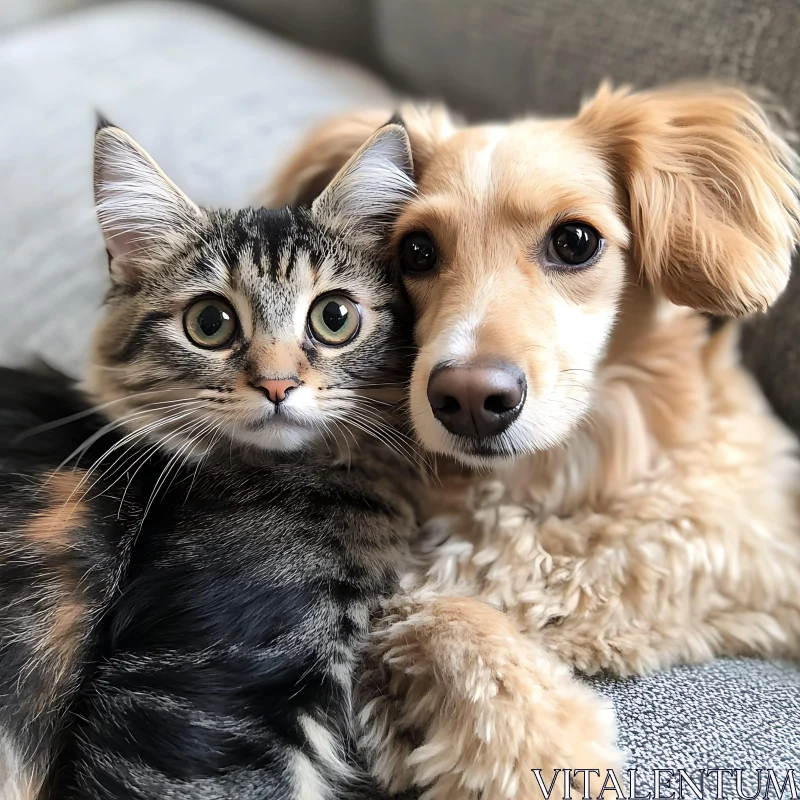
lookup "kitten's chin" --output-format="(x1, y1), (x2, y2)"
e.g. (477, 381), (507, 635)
(231, 421), (319, 452)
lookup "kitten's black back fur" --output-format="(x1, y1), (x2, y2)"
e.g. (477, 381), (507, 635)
(0, 369), (136, 792)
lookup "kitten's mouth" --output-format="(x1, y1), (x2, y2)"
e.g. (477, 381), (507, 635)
(243, 412), (307, 433)
(230, 406), (320, 452)
(244, 414), (308, 433)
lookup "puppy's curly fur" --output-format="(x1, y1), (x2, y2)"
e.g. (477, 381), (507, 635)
(265, 83), (800, 799)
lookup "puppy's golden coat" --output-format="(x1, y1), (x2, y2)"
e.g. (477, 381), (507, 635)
(266, 84), (800, 799)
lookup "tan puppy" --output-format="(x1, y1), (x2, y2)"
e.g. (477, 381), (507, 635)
(265, 85), (800, 799)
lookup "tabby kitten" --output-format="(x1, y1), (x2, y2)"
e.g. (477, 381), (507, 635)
(0, 121), (421, 799)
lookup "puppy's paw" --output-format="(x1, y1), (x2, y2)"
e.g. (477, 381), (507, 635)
(359, 594), (622, 799)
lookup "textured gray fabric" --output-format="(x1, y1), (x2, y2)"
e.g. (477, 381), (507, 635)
(204, 0), (375, 62)
(0, 0), (393, 377)
(1, 0), (798, 777)
(375, 0), (800, 120)
(589, 659), (800, 776)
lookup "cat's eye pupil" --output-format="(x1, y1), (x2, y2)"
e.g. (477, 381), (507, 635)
(308, 294), (360, 346)
(197, 305), (226, 337)
(322, 301), (348, 333)
(184, 297), (238, 349)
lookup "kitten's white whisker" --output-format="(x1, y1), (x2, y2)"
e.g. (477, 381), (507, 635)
(330, 420), (354, 470)
(64, 407), (205, 510)
(22, 390), (205, 441)
(75, 414), (206, 510)
(344, 416), (420, 472)
(54, 399), (205, 472)
(140, 416), (219, 525)
(157, 420), (214, 503)
(112, 420), (201, 521)
(183, 422), (225, 507)
(114, 415), (214, 517)
(352, 408), (432, 470)
(348, 403), (420, 446)
(330, 397), (430, 469)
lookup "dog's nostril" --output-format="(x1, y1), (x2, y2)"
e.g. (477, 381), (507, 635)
(439, 395), (461, 414)
(484, 393), (514, 414)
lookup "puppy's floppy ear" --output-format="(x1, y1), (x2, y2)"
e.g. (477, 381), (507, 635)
(311, 122), (415, 247)
(263, 103), (455, 208)
(576, 83), (800, 315)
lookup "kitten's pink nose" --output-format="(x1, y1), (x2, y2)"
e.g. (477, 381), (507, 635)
(253, 377), (299, 405)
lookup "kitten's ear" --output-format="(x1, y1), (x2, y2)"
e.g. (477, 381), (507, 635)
(94, 121), (202, 283)
(311, 122), (415, 245)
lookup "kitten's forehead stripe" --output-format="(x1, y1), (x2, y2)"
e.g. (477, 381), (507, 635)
(283, 241), (298, 281)
(213, 206), (327, 284)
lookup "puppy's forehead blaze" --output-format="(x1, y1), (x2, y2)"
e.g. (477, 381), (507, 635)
(406, 120), (627, 244)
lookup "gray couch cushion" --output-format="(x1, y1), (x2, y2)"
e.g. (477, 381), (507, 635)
(207, 0), (375, 63)
(591, 658), (800, 778)
(0, 0), (393, 377)
(375, 0), (800, 120)
(0, 0), (98, 35)
(741, 261), (800, 435)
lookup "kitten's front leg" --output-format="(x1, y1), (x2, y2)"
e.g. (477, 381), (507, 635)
(358, 593), (621, 800)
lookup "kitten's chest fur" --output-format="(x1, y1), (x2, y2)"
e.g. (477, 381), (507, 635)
(114, 439), (420, 655)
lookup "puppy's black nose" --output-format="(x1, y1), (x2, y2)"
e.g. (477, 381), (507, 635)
(427, 361), (526, 439)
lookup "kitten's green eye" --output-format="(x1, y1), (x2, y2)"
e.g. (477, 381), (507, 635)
(308, 294), (361, 347)
(184, 297), (238, 349)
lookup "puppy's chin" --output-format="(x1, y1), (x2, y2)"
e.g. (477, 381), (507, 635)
(433, 434), (524, 469)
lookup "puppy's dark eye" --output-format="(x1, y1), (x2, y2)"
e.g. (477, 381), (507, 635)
(547, 223), (601, 267)
(401, 232), (438, 274)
